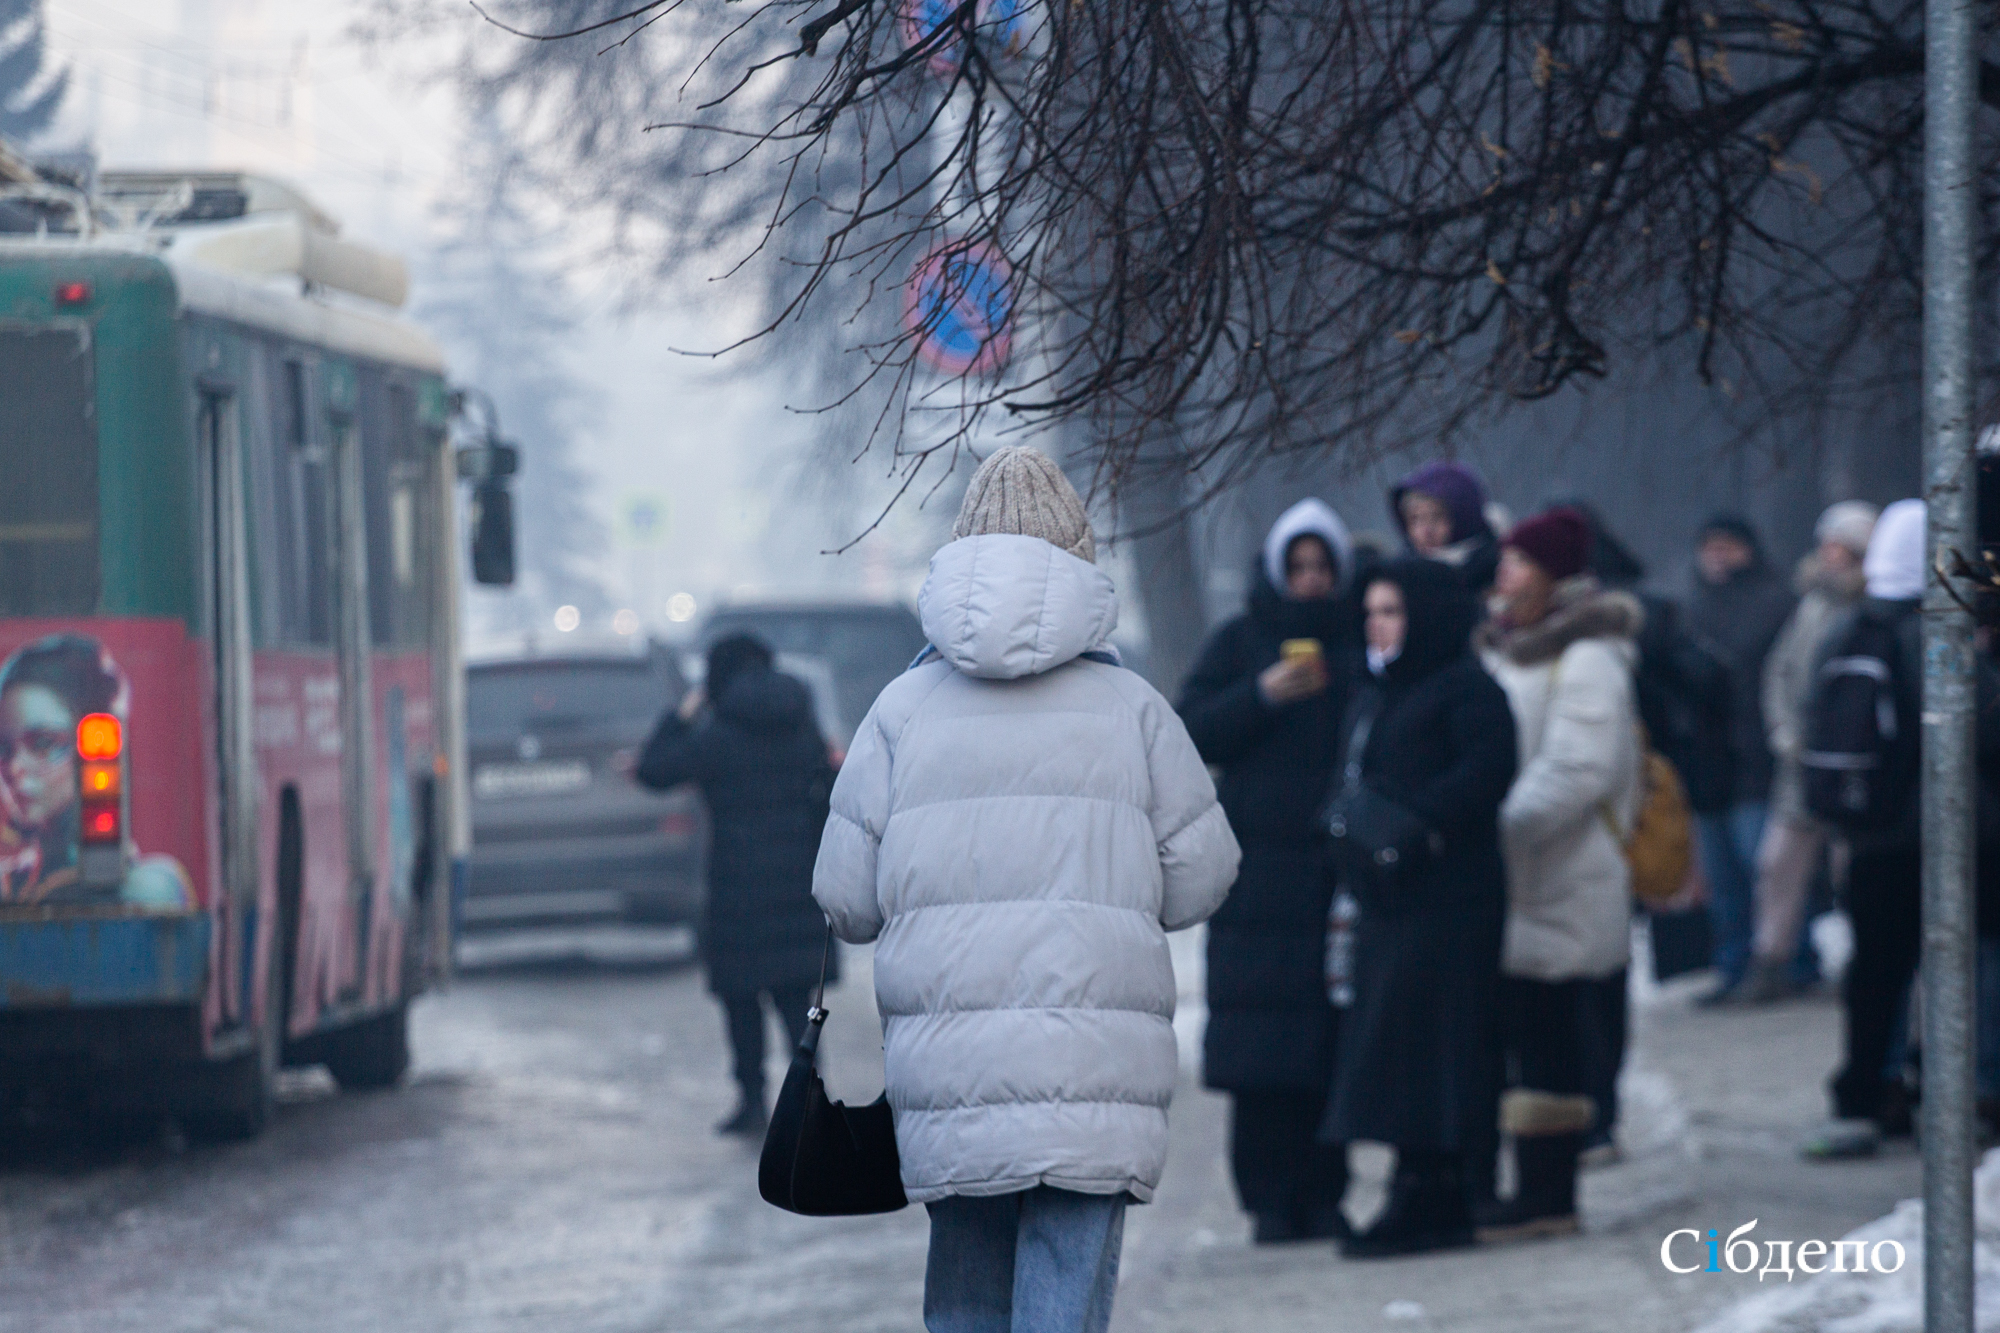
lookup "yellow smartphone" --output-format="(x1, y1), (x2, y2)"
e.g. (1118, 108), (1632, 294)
(1280, 638), (1323, 665)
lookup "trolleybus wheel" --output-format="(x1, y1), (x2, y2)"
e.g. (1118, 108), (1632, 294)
(182, 968), (280, 1143)
(321, 1004), (410, 1091)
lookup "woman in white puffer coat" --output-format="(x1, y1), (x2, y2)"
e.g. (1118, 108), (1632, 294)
(1474, 506), (1642, 1245)
(814, 447), (1240, 1333)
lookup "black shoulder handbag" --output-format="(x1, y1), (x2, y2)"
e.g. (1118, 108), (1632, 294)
(1320, 688), (1439, 892)
(757, 926), (909, 1216)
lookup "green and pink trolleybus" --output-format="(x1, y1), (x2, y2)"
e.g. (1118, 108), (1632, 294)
(0, 163), (493, 1138)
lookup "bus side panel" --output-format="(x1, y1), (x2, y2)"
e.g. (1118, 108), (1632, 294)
(246, 648), (436, 1036)
(249, 649), (350, 1040)
(366, 649), (433, 1008)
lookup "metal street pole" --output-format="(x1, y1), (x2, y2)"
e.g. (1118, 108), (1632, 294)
(1921, 0), (1980, 1327)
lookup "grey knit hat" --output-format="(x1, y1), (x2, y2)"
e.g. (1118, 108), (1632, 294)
(951, 446), (1096, 564)
(1815, 500), (1880, 556)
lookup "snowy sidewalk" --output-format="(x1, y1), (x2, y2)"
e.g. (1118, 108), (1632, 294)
(1114, 939), (1924, 1333)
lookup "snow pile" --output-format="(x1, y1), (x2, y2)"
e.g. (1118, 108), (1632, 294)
(1693, 1150), (2000, 1333)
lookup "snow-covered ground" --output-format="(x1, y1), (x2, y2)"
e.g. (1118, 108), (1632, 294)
(1695, 1150), (2000, 1333)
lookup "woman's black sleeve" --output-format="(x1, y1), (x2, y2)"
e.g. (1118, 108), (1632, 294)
(1401, 667), (1519, 839)
(1177, 625), (1279, 765)
(634, 711), (707, 790)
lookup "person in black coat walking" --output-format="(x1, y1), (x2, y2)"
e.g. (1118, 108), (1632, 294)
(636, 633), (836, 1137)
(1323, 559), (1518, 1257)
(1179, 497), (1356, 1244)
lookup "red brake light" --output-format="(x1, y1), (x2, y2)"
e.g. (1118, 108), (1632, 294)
(77, 713), (121, 761)
(54, 280), (92, 307)
(84, 807), (119, 840)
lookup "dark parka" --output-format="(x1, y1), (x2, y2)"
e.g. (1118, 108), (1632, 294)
(1687, 546), (1797, 805)
(1179, 565), (1352, 1091)
(1323, 560), (1518, 1150)
(1575, 508), (1736, 814)
(636, 666), (836, 994)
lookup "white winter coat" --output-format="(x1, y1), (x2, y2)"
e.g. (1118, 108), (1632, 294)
(1477, 580), (1644, 982)
(812, 534), (1240, 1204)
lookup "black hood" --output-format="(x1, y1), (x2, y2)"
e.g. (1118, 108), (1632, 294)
(1246, 555), (1350, 645)
(715, 667), (814, 734)
(1362, 557), (1477, 685)
(1697, 511), (1770, 580)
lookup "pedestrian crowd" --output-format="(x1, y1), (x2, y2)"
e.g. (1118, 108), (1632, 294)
(635, 445), (1984, 1333)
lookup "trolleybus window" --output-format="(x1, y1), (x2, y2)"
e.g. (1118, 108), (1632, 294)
(356, 371), (431, 650)
(0, 328), (99, 615)
(242, 345), (336, 648)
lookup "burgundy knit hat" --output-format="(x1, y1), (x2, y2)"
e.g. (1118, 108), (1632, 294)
(1505, 507), (1593, 582)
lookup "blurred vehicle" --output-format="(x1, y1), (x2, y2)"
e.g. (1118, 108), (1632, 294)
(699, 603), (927, 745)
(464, 649), (703, 930)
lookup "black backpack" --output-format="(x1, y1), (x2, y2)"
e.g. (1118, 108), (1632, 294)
(1802, 610), (1918, 831)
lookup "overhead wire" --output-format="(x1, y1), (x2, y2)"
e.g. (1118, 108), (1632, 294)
(45, 1), (454, 177)
(65, 61), (392, 180)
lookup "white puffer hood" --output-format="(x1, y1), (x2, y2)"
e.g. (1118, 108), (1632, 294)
(919, 534), (1119, 680)
(1864, 498), (1926, 601)
(1262, 498), (1355, 593)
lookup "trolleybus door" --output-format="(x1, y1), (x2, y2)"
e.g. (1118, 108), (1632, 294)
(198, 385), (259, 1033)
(327, 404), (377, 1000)
(427, 418), (464, 983)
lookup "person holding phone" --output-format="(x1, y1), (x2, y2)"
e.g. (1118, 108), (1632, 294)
(1178, 498), (1359, 1244)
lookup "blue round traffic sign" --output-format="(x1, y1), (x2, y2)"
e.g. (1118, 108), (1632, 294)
(905, 241), (1014, 375)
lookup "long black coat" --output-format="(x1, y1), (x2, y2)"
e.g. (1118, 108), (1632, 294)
(1323, 561), (1517, 1151)
(1179, 572), (1352, 1091)
(1631, 592), (1736, 815)
(636, 667), (836, 994)
(1688, 560), (1797, 804)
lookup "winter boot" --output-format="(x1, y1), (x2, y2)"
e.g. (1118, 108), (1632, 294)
(1475, 1089), (1591, 1243)
(1475, 1135), (1583, 1241)
(1343, 1151), (1473, 1259)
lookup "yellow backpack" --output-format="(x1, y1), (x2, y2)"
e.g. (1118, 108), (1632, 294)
(1547, 655), (1695, 907)
(1602, 731), (1695, 909)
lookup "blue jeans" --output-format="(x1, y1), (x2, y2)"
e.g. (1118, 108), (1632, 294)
(1698, 803), (1768, 988)
(924, 1187), (1127, 1333)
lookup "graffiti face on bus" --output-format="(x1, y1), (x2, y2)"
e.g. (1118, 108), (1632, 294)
(0, 635), (120, 902)
(0, 682), (81, 832)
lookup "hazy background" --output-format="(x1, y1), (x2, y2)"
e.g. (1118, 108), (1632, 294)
(24, 0), (1923, 675)
(30, 0), (975, 658)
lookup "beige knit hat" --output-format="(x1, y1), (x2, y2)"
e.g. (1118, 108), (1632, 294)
(951, 446), (1096, 564)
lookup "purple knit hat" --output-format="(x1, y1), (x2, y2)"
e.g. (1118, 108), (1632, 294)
(1390, 461), (1490, 547)
(1505, 507), (1594, 582)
